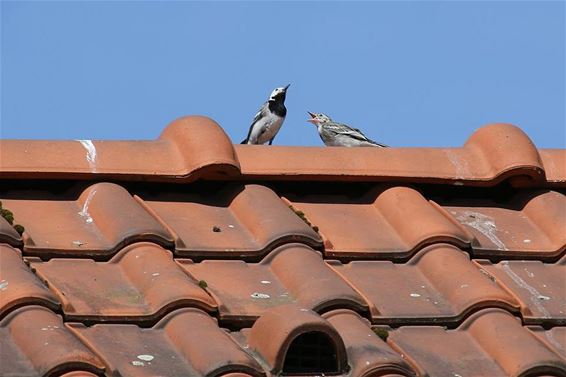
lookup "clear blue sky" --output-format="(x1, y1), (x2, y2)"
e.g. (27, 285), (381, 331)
(1, 1), (564, 148)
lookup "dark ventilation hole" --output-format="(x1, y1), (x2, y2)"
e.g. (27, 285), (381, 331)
(282, 331), (339, 375)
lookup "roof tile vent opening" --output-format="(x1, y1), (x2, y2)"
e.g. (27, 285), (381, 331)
(282, 331), (338, 375)
(247, 304), (348, 375)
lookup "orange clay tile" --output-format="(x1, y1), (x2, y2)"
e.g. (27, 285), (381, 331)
(284, 186), (472, 260)
(239, 304), (348, 375)
(0, 305), (105, 376)
(0, 116), (241, 181)
(443, 190), (566, 259)
(29, 242), (216, 323)
(68, 308), (265, 377)
(0, 216), (22, 247)
(0, 245), (59, 318)
(142, 184), (322, 259)
(388, 308), (566, 377)
(328, 244), (519, 325)
(2, 182), (174, 259)
(476, 256), (566, 325)
(540, 149), (566, 187)
(236, 123), (565, 187)
(177, 243), (367, 325)
(528, 326), (566, 360)
(286, 187), (566, 260)
(322, 309), (416, 377)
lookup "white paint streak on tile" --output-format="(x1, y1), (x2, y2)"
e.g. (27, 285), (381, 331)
(77, 139), (97, 172)
(456, 211), (507, 250)
(251, 292), (270, 299)
(501, 261), (550, 318)
(0, 280), (7, 291)
(445, 150), (471, 179)
(78, 188), (96, 224)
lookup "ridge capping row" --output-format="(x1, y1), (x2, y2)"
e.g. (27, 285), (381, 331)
(1, 117), (564, 187)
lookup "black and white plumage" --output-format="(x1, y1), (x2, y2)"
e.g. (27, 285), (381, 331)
(307, 112), (388, 147)
(241, 85), (290, 145)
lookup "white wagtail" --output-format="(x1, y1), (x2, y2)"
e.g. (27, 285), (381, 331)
(307, 112), (388, 147)
(241, 84), (290, 145)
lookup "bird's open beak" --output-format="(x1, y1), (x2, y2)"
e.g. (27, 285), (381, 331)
(307, 111), (317, 124)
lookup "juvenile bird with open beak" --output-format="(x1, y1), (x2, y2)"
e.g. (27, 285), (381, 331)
(241, 84), (290, 145)
(307, 112), (388, 147)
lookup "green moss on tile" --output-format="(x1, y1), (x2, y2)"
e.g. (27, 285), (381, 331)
(198, 280), (208, 289)
(1, 208), (14, 225)
(0, 201), (25, 236)
(288, 205), (319, 234)
(13, 224), (25, 235)
(372, 327), (389, 342)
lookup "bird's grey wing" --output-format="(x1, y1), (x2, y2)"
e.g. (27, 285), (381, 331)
(243, 102), (269, 143)
(326, 122), (388, 147)
(349, 125), (388, 146)
(326, 122), (371, 141)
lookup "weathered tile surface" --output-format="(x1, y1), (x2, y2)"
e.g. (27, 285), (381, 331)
(1, 120), (565, 376)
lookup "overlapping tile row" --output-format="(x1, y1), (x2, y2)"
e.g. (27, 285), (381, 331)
(388, 309), (566, 377)
(283, 186), (472, 260)
(28, 243), (217, 324)
(237, 123), (566, 187)
(3, 183), (565, 261)
(1, 182), (174, 259)
(286, 187), (566, 260)
(3, 303), (564, 377)
(177, 243), (367, 325)
(68, 308), (266, 377)
(0, 304), (420, 377)
(1, 182), (321, 260)
(329, 244), (522, 325)
(141, 184), (322, 259)
(0, 244), (562, 375)
(180, 242), (564, 326)
(7, 239), (562, 329)
(1, 120), (565, 187)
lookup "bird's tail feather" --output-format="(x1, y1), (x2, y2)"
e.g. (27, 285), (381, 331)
(372, 141), (389, 147)
(240, 139), (248, 144)
(368, 138), (388, 147)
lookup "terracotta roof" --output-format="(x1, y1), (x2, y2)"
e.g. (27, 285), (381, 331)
(1, 115), (565, 377)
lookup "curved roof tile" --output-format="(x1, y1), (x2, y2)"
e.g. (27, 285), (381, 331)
(30, 242), (217, 323)
(0, 306), (105, 377)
